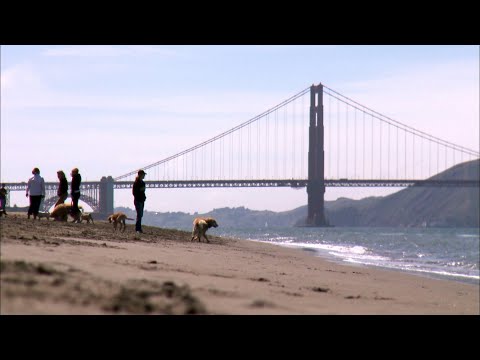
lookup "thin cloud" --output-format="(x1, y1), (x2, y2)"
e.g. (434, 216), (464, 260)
(251, 45), (338, 51)
(42, 45), (178, 58)
(1, 63), (286, 118)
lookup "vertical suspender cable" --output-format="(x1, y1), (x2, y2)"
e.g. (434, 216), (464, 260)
(444, 145), (447, 172)
(257, 117), (260, 178)
(397, 125), (399, 178)
(371, 113), (374, 179)
(379, 119), (382, 179)
(404, 129), (407, 179)
(412, 135), (415, 179)
(337, 99), (340, 178)
(293, 100), (296, 178)
(437, 142), (439, 174)
(266, 113), (269, 179)
(354, 107), (357, 179)
(427, 139), (433, 179)
(248, 120), (251, 179)
(388, 120), (390, 179)
(301, 94), (305, 178)
(329, 94), (332, 178)
(345, 102), (348, 178)
(363, 111), (365, 179)
(284, 101), (287, 179)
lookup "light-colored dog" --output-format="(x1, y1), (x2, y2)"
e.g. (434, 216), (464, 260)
(191, 217), (218, 243)
(37, 212), (51, 220)
(50, 204), (70, 221)
(80, 213), (94, 224)
(50, 203), (81, 222)
(107, 212), (134, 232)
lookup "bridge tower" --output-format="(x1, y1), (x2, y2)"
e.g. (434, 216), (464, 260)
(306, 84), (328, 226)
(99, 176), (114, 215)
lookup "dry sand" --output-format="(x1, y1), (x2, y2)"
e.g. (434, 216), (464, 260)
(1, 213), (478, 315)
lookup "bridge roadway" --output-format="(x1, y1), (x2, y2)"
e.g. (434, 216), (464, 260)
(4, 179), (480, 191)
(5, 179), (478, 215)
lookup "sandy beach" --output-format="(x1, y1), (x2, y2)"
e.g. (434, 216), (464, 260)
(1, 213), (478, 315)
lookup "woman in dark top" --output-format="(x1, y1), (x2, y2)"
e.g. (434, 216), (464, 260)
(55, 170), (69, 207)
(70, 167), (82, 220)
(132, 169), (147, 233)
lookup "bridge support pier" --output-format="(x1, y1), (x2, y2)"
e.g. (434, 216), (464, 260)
(306, 83), (329, 227)
(99, 176), (114, 216)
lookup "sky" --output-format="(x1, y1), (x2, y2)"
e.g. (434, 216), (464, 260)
(1, 45), (479, 214)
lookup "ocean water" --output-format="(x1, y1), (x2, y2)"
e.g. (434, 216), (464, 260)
(215, 226), (480, 285)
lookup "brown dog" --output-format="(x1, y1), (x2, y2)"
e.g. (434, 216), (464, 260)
(107, 212), (134, 232)
(191, 217), (218, 243)
(50, 203), (82, 222)
(80, 213), (94, 224)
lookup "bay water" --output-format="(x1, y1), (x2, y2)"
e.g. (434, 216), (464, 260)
(215, 226), (479, 285)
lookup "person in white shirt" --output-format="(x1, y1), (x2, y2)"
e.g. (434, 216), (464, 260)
(26, 167), (46, 220)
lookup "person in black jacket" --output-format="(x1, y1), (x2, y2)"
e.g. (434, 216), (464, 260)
(132, 169), (147, 233)
(70, 167), (82, 221)
(0, 183), (8, 216)
(55, 170), (69, 207)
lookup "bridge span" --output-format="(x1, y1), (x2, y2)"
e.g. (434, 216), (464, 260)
(4, 178), (478, 217)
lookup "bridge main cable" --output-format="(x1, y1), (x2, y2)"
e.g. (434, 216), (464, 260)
(114, 87), (311, 181)
(323, 84), (480, 157)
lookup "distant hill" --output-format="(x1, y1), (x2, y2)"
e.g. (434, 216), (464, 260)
(116, 159), (479, 229)
(114, 206), (300, 231)
(322, 159), (479, 227)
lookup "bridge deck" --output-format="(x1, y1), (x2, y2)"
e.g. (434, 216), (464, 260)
(4, 179), (479, 191)
(114, 179), (480, 188)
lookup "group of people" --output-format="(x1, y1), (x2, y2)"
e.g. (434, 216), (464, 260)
(25, 167), (82, 220)
(20, 167), (147, 233)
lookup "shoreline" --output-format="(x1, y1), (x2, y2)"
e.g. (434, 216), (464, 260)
(286, 243), (480, 286)
(230, 230), (480, 287)
(1, 214), (479, 314)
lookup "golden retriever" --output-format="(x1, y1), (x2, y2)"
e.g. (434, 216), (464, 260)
(107, 212), (134, 232)
(50, 203), (82, 222)
(80, 213), (94, 224)
(191, 217), (218, 243)
(50, 204), (82, 223)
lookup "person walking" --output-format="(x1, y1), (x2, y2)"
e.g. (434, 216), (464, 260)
(26, 167), (45, 220)
(54, 170), (69, 207)
(0, 183), (8, 216)
(70, 167), (82, 222)
(132, 169), (147, 234)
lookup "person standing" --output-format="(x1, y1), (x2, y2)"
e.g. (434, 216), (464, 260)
(132, 169), (147, 234)
(70, 167), (82, 221)
(0, 183), (8, 216)
(26, 167), (45, 220)
(55, 170), (69, 207)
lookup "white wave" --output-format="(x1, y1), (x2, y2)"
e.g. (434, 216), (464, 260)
(456, 234), (479, 238)
(344, 259), (480, 281)
(265, 241), (393, 263)
(332, 252), (389, 262)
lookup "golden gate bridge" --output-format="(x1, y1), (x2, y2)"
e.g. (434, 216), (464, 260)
(4, 83), (479, 225)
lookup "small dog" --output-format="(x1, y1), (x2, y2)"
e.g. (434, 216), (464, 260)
(191, 217), (218, 243)
(80, 213), (94, 224)
(107, 212), (134, 232)
(37, 212), (51, 220)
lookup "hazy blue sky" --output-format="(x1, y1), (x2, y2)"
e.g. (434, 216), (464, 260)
(1, 45), (478, 213)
